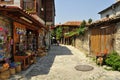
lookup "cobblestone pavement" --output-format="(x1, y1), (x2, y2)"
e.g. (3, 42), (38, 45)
(9, 45), (120, 80)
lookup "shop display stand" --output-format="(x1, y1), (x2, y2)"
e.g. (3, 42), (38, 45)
(14, 32), (36, 70)
(14, 55), (34, 69)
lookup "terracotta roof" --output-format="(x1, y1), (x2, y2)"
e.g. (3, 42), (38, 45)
(55, 21), (81, 28)
(88, 16), (120, 27)
(98, 1), (120, 14)
(63, 21), (81, 26)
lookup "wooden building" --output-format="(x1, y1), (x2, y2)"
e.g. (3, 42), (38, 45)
(88, 0), (120, 56)
(40, 0), (55, 49)
(0, 0), (47, 70)
(55, 21), (81, 45)
(0, 5), (46, 70)
(88, 17), (120, 56)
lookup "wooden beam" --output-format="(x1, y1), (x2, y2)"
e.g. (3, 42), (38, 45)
(1, 11), (38, 30)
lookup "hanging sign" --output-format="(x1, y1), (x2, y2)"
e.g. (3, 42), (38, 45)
(0, 27), (3, 31)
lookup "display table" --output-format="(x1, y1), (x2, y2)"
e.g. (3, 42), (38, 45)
(14, 54), (35, 70)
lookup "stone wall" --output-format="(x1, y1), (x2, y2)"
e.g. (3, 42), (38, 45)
(114, 22), (120, 54)
(75, 30), (90, 55)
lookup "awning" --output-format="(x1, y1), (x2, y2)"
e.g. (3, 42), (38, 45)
(0, 5), (47, 30)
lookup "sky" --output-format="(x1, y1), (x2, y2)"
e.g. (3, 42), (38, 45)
(55, 0), (115, 24)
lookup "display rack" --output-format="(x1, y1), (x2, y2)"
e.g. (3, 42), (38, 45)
(14, 28), (36, 69)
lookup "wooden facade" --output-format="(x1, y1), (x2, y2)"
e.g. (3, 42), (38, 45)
(13, 22), (39, 69)
(55, 21), (81, 45)
(0, 0), (55, 69)
(87, 15), (120, 56)
(0, 6), (45, 69)
(90, 24), (116, 56)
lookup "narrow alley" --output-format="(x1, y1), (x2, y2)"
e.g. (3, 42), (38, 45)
(9, 45), (120, 80)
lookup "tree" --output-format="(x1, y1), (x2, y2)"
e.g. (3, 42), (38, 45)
(78, 20), (86, 35)
(88, 18), (92, 24)
(51, 29), (56, 37)
(56, 27), (62, 40)
(80, 20), (86, 28)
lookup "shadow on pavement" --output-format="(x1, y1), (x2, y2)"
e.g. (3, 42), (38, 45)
(25, 45), (73, 79)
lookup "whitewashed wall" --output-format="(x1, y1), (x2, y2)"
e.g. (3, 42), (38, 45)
(100, 3), (120, 18)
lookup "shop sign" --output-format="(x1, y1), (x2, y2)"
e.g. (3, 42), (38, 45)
(0, 27), (3, 31)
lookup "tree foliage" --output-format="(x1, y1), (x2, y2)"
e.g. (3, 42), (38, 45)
(88, 18), (92, 24)
(51, 30), (56, 37)
(56, 27), (62, 40)
(78, 20), (86, 35)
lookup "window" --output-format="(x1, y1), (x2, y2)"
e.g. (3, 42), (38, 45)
(0, 0), (13, 4)
(1, 0), (12, 2)
(23, 0), (36, 13)
(2, 0), (11, 1)
(106, 14), (109, 18)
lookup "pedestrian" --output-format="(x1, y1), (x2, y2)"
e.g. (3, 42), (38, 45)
(52, 36), (56, 45)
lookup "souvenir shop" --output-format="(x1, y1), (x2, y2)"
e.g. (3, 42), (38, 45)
(0, 16), (14, 79)
(0, 17), (39, 79)
(0, 6), (45, 79)
(13, 22), (38, 69)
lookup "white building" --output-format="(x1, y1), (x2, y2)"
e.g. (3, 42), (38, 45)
(98, 0), (120, 18)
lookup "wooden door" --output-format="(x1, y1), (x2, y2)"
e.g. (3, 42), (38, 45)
(90, 26), (115, 56)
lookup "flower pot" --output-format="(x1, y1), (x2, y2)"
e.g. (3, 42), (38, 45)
(9, 68), (16, 75)
(15, 65), (21, 73)
(0, 70), (10, 80)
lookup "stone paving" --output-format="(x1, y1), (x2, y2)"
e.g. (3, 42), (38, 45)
(9, 45), (120, 80)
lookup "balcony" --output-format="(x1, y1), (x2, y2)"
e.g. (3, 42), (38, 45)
(23, 1), (36, 13)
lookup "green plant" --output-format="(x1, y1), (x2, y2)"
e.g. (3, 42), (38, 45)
(88, 18), (92, 24)
(105, 51), (120, 70)
(0, 39), (2, 43)
(78, 27), (85, 35)
(56, 27), (62, 40)
(64, 31), (78, 38)
(78, 20), (86, 35)
(105, 51), (117, 66)
(112, 61), (120, 70)
(51, 30), (56, 37)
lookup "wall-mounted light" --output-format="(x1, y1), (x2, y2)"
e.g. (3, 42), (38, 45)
(29, 31), (32, 35)
(41, 8), (44, 11)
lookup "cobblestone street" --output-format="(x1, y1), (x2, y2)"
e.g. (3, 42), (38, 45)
(10, 45), (120, 80)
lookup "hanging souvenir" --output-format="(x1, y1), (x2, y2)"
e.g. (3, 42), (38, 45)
(4, 29), (8, 35)
(10, 39), (13, 45)
(4, 35), (7, 42)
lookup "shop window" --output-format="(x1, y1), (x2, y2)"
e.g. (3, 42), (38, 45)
(15, 28), (37, 55)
